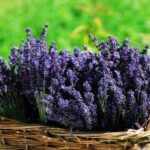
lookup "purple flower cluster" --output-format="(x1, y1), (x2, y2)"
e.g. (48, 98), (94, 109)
(0, 26), (149, 131)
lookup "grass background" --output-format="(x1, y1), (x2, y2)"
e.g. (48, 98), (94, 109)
(0, 0), (150, 59)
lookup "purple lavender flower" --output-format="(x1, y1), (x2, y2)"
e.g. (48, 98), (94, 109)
(0, 25), (149, 131)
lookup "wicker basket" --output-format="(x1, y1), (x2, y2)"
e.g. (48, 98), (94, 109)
(0, 116), (150, 150)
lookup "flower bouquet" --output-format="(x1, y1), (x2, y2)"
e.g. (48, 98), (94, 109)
(0, 25), (149, 149)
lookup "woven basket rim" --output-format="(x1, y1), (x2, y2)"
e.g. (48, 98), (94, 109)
(1, 116), (150, 149)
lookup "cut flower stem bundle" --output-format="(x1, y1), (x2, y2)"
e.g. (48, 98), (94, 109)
(0, 25), (149, 131)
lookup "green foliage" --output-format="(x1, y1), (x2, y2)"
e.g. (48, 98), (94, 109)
(0, 0), (150, 59)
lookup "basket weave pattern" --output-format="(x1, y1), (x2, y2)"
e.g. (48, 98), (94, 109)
(0, 117), (150, 150)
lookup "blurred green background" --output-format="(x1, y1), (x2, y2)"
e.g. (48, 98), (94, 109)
(0, 0), (150, 59)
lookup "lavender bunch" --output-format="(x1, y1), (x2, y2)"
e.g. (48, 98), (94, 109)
(89, 35), (150, 130)
(0, 51), (27, 121)
(0, 25), (149, 131)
